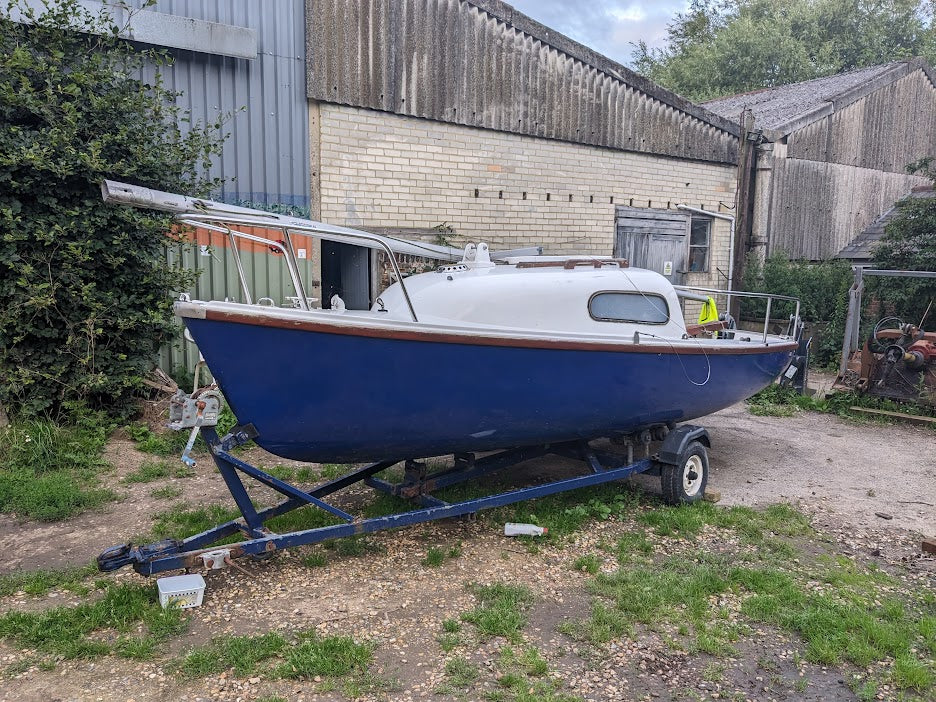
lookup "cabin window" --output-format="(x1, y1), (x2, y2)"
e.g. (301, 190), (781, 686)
(688, 217), (711, 272)
(589, 292), (669, 324)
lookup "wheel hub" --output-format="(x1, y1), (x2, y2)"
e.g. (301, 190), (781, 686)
(683, 455), (703, 496)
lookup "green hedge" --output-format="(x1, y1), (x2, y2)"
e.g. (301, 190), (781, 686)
(0, 0), (225, 419)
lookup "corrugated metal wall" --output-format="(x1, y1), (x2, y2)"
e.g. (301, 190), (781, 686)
(137, 0), (309, 207)
(787, 69), (936, 174)
(126, 1), (312, 373)
(306, 0), (739, 164)
(766, 158), (925, 260)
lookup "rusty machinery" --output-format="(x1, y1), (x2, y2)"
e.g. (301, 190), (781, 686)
(836, 268), (936, 406)
(845, 317), (936, 404)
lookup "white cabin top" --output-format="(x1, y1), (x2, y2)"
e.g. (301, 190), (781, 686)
(372, 243), (690, 338)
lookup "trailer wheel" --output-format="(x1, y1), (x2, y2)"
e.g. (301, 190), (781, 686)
(660, 441), (708, 505)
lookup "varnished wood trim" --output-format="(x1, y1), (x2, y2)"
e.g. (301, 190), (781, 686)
(198, 309), (798, 356)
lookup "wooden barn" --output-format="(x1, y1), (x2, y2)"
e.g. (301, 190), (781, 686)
(704, 58), (936, 261)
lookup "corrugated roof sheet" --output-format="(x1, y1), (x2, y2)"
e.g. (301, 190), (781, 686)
(306, 0), (740, 164)
(838, 187), (935, 262)
(703, 62), (903, 130)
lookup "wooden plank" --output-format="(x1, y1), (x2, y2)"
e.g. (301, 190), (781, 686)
(849, 406), (936, 426)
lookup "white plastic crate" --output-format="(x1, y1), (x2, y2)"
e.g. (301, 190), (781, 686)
(157, 574), (206, 609)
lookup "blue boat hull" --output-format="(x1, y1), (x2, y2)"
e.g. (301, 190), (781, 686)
(183, 315), (795, 463)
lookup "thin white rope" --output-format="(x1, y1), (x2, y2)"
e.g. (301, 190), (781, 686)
(611, 268), (712, 387)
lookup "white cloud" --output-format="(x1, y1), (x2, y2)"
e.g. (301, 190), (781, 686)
(507, 0), (689, 66)
(608, 4), (647, 23)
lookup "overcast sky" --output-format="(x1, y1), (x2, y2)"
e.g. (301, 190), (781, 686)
(506, 0), (689, 67)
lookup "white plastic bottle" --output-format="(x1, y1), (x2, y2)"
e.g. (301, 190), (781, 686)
(504, 523), (548, 537)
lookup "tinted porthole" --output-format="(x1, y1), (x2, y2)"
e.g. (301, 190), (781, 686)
(589, 292), (669, 324)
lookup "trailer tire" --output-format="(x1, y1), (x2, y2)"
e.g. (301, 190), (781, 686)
(660, 441), (708, 505)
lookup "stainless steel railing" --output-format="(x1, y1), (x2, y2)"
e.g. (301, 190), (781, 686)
(675, 286), (801, 343)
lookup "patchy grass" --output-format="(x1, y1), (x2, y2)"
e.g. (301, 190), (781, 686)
(423, 543), (462, 567)
(423, 546), (446, 567)
(614, 530), (654, 563)
(461, 583), (534, 642)
(0, 562), (99, 598)
(177, 632), (287, 677)
(267, 505), (342, 535)
(438, 631), (462, 652)
(124, 423), (189, 457)
(122, 460), (172, 484)
(0, 582), (185, 661)
(566, 538), (934, 694)
(438, 618), (464, 652)
(492, 485), (642, 539)
(0, 411), (115, 521)
(746, 384), (936, 422)
(571, 554), (602, 574)
(301, 551), (328, 568)
(150, 485), (183, 500)
(263, 464), (319, 484)
(177, 629), (374, 682)
(489, 645), (581, 702)
(150, 503), (242, 542)
(443, 656), (480, 687)
(638, 501), (811, 543)
(321, 534), (384, 557)
(275, 632), (373, 679)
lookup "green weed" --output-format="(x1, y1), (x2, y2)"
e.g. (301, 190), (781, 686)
(461, 583), (534, 642)
(0, 413), (115, 520)
(301, 551), (328, 568)
(122, 460), (171, 484)
(177, 632), (287, 677)
(572, 554), (601, 574)
(151, 485), (183, 500)
(0, 582), (185, 659)
(423, 543), (461, 567)
(444, 656), (480, 687)
(274, 632), (373, 679)
(150, 503), (242, 542)
(423, 547), (446, 567)
(0, 562), (98, 597)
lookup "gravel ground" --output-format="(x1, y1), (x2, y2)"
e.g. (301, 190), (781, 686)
(0, 402), (933, 702)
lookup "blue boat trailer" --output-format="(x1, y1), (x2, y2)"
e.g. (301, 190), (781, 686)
(97, 422), (711, 576)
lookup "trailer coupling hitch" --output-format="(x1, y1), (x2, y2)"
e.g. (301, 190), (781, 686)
(96, 539), (181, 572)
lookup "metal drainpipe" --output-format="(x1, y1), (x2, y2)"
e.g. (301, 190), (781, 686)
(676, 205), (737, 312)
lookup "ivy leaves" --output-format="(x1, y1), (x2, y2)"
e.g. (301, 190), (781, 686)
(0, 0), (221, 418)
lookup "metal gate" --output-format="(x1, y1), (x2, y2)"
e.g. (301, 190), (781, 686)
(614, 206), (690, 285)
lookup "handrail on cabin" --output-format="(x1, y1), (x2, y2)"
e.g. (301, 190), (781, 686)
(176, 214), (420, 323)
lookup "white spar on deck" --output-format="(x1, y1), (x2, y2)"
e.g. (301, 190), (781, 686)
(100, 180), (542, 262)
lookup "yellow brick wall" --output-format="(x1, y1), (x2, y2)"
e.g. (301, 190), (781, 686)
(316, 103), (738, 290)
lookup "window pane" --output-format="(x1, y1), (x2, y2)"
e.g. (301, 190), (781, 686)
(690, 218), (710, 246)
(590, 293), (669, 323)
(688, 247), (707, 272)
